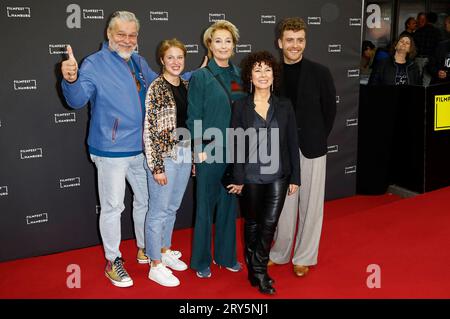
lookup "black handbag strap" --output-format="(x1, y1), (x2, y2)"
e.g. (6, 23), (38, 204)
(205, 65), (233, 107)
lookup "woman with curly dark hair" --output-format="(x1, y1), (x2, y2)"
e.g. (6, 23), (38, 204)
(226, 51), (300, 294)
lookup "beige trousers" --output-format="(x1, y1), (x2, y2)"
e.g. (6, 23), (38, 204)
(269, 149), (326, 266)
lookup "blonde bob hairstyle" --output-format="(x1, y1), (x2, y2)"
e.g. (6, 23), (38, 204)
(203, 20), (239, 59)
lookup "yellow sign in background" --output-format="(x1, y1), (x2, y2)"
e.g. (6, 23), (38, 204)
(435, 94), (450, 131)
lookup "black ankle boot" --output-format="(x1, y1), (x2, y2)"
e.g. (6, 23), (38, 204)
(245, 248), (275, 286)
(249, 273), (275, 285)
(250, 273), (275, 295)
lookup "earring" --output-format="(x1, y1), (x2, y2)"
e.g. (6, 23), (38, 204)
(250, 80), (252, 93)
(271, 83), (273, 92)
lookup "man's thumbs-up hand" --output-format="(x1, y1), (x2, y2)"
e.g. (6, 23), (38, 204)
(61, 45), (78, 83)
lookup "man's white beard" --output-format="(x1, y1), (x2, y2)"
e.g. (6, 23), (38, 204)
(110, 41), (135, 60)
(117, 50), (133, 60)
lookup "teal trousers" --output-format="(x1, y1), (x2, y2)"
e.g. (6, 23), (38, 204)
(190, 161), (238, 271)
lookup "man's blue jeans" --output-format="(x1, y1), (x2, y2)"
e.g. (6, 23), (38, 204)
(90, 153), (149, 262)
(145, 145), (191, 261)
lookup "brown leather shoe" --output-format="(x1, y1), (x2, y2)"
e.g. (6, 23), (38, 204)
(267, 259), (276, 267)
(293, 265), (309, 277)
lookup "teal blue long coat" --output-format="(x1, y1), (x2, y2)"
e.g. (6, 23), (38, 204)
(187, 58), (246, 271)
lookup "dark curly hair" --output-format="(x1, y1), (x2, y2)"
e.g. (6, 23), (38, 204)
(240, 51), (281, 93)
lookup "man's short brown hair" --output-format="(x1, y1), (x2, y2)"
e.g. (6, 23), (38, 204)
(277, 17), (307, 39)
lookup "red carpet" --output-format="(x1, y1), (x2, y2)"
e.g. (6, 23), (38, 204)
(1, 188), (450, 299)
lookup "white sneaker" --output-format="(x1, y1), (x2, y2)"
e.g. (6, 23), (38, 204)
(164, 249), (182, 259)
(149, 263), (180, 287)
(162, 250), (188, 271)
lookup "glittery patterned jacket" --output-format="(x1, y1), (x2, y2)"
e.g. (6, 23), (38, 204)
(143, 75), (189, 174)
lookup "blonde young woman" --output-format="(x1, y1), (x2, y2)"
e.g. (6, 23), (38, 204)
(143, 39), (192, 287)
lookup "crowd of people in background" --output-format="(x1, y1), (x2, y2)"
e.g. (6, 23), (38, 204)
(363, 12), (450, 86)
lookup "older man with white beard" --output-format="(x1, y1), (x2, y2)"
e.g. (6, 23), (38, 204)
(60, 11), (197, 288)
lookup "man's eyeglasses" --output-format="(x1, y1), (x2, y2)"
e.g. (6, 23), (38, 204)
(114, 32), (138, 41)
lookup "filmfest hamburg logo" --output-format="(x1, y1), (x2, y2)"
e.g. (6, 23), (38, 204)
(349, 18), (362, 26)
(14, 80), (37, 90)
(26, 213), (48, 225)
(345, 166), (357, 174)
(60, 177), (81, 188)
(209, 13), (225, 22)
(20, 148), (43, 159)
(236, 44), (252, 53)
(55, 113), (76, 123)
(150, 11), (168, 21)
(328, 44), (342, 53)
(308, 17), (321, 25)
(347, 69), (360, 78)
(347, 119), (358, 127)
(261, 15), (276, 24)
(0, 186), (8, 196)
(49, 44), (69, 55)
(327, 145), (339, 153)
(6, 6), (31, 18)
(185, 45), (199, 54)
(83, 9), (103, 19)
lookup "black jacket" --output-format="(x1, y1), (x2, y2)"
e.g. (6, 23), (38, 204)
(280, 58), (337, 159)
(368, 56), (421, 86)
(428, 40), (450, 84)
(230, 95), (300, 186)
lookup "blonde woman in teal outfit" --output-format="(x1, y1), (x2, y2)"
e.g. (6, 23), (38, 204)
(186, 20), (246, 278)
